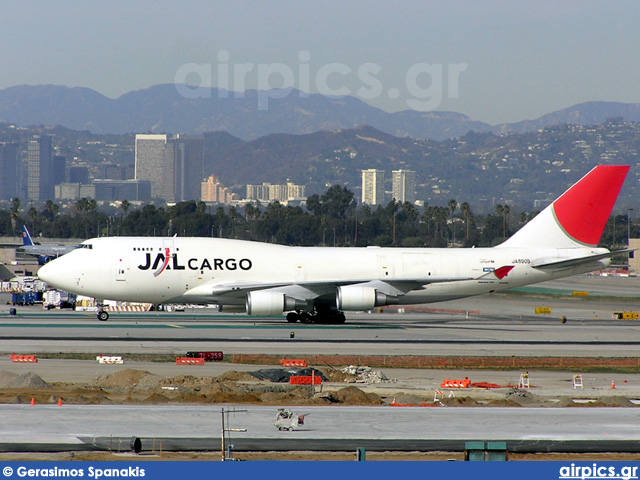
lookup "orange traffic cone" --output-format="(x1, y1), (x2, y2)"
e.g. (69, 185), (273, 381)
(30, 398), (35, 406)
(57, 398), (62, 407)
(611, 379), (616, 389)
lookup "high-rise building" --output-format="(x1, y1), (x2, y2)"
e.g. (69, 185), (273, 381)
(135, 134), (203, 203)
(135, 134), (167, 200)
(69, 166), (89, 184)
(0, 143), (19, 200)
(52, 155), (66, 186)
(201, 174), (236, 203)
(392, 169), (416, 204)
(287, 182), (306, 199)
(245, 182), (306, 202)
(166, 135), (204, 202)
(361, 169), (385, 205)
(27, 135), (53, 201)
(246, 183), (271, 202)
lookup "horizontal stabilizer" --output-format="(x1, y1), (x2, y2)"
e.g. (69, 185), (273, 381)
(531, 249), (633, 270)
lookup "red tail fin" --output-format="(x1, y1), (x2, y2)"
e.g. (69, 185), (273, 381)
(499, 165), (629, 249)
(553, 165), (629, 246)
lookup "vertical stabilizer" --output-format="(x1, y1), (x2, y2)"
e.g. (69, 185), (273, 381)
(498, 165), (629, 249)
(21, 225), (34, 247)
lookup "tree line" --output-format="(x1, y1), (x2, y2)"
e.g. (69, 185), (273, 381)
(0, 185), (635, 249)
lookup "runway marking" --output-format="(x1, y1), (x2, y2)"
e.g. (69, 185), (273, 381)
(0, 322), (399, 330)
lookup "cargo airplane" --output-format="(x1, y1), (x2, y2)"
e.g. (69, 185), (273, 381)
(38, 165), (629, 323)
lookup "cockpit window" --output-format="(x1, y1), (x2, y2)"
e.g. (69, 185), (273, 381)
(77, 244), (93, 250)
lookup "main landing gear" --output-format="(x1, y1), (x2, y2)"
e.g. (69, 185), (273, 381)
(286, 308), (346, 325)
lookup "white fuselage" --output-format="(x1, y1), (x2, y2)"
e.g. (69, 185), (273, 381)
(38, 236), (610, 307)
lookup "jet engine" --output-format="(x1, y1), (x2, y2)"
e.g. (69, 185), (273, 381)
(336, 285), (394, 311)
(246, 291), (304, 316)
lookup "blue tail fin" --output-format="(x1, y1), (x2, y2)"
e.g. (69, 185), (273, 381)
(21, 225), (34, 246)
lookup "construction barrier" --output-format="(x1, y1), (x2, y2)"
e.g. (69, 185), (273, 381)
(289, 375), (321, 385)
(186, 351), (223, 361)
(280, 358), (308, 367)
(105, 305), (149, 312)
(10, 354), (37, 363)
(96, 355), (124, 364)
(573, 374), (583, 389)
(176, 357), (205, 366)
(440, 378), (471, 388)
(535, 307), (551, 314)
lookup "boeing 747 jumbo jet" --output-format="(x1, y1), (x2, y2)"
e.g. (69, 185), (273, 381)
(39, 165), (629, 323)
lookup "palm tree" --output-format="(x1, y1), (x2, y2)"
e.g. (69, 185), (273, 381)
(503, 205), (511, 239)
(460, 202), (471, 241)
(495, 204), (505, 241)
(10, 197), (20, 233)
(120, 199), (130, 216)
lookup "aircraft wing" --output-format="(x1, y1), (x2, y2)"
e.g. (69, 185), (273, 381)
(200, 275), (474, 299)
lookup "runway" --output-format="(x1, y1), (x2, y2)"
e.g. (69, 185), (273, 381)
(1, 306), (639, 357)
(3, 404), (640, 454)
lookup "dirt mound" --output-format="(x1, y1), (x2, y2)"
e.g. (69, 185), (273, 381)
(92, 369), (162, 390)
(388, 393), (425, 405)
(0, 371), (19, 387)
(553, 397), (577, 407)
(505, 389), (545, 406)
(318, 368), (358, 383)
(15, 372), (49, 389)
(330, 386), (383, 405)
(216, 371), (257, 382)
(0, 371), (50, 389)
(143, 393), (171, 403)
(442, 396), (481, 406)
(485, 399), (523, 407)
(600, 396), (636, 407)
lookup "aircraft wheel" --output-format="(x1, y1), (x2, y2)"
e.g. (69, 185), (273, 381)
(286, 312), (299, 323)
(299, 313), (313, 324)
(97, 310), (109, 322)
(335, 312), (346, 324)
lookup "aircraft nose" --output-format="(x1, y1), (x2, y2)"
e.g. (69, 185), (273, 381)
(37, 257), (72, 290)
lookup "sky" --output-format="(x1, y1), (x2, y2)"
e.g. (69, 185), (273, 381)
(1, 0), (639, 125)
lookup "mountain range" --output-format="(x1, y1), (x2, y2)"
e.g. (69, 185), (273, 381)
(1, 84), (640, 141)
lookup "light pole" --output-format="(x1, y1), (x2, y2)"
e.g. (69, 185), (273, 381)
(628, 208), (634, 266)
(627, 209), (633, 247)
